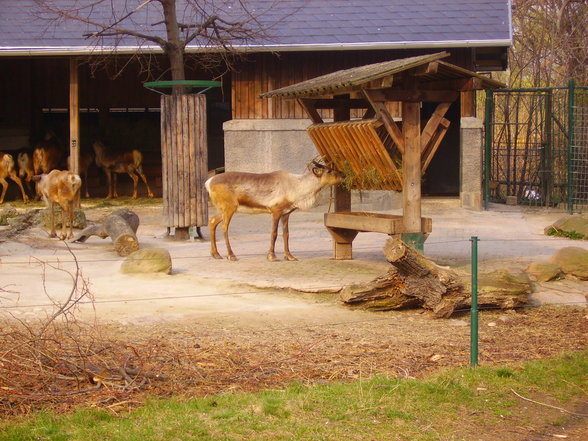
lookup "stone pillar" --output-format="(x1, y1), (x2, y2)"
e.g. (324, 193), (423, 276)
(460, 117), (484, 210)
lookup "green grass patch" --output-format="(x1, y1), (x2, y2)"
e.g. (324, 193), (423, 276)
(1, 350), (586, 441)
(546, 227), (586, 240)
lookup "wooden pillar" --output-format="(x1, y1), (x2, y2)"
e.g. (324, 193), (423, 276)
(402, 101), (422, 233)
(333, 96), (351, 212)
(69, 57), (80, 174)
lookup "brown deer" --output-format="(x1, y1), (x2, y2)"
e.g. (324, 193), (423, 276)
(17, 150), (35, 195)
(33, 131), (63, 175)
(92, 141), (154, 199)
(34, 170), (82, 240)
(205, 161), (343, 261)
(0, 152), (29, 203)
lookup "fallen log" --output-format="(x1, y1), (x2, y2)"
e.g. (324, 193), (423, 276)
(341, 236), (530, 318)
(74, 209), (140, 256)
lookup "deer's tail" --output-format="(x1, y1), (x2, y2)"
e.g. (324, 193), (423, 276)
(132, 150), (144, 173)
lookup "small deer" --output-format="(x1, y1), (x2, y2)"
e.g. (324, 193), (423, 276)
(205, 161), (343, 261)
(0, 152), (29, 203)
(17, 150), (35, 195)
(34, 170), (82, 240)
(92, 140), (154, 199)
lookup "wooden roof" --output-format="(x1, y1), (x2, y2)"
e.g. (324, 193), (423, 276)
(261, 52), (505, 99)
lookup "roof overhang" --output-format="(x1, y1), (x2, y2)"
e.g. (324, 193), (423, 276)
(0, 39), (512, 57)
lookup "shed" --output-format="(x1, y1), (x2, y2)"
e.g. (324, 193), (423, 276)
(262, 52), (505, 258)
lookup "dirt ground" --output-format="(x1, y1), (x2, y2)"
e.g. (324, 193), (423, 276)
(1, 197), (587, 439)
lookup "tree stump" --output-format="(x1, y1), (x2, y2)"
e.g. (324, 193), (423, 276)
(341, 236), (531, 318)
(74, 209), (140, 256)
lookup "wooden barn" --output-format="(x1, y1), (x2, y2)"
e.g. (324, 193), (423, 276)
(0, 0), (511, 212)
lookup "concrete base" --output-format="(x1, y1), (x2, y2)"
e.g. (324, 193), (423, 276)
(223, 119), (316, 173)
(460, 117), (484, 211)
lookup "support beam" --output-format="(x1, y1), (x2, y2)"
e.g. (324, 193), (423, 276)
(363, 89), (405, 154)
(402, 101), (422, 233)
(69, 58), (80, 175)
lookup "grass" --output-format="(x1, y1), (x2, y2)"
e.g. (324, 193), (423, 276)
(1, 350), (586, 441)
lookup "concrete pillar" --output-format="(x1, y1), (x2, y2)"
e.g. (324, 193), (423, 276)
(460, 117), (484, 210)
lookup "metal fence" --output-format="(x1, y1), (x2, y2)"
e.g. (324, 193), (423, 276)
(484, 82), (588, 212)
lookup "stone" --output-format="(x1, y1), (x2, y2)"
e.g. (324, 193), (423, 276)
(549, 247), (588, 280)
(120, 247), (172, 275)
(525, 261), (562, 282)
(0, 204), (18, 225)
(37, 207), (86, 229)
(545, 215), (588, 239)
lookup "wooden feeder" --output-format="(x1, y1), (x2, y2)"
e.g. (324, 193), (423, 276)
(262, 52), (504, 259)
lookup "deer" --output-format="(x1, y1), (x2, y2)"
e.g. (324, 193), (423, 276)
(92, 140), (154, 199)
(33, 170), (82, 240)
(17, 150), (35, 195)
(0, 152), (29, 204)
(33, 131), (63, 175)
(205, 160), (343, 261)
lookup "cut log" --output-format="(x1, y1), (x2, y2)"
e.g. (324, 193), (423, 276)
(73, 209), (140, 256)
(341, 237), (530, 318)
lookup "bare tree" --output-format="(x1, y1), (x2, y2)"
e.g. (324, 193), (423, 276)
(510, 0), (588, 86)
(34, 0), (280, 90)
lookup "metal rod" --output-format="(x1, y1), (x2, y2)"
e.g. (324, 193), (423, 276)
(470, 236), (479, 368)
(484, 90), (493, 210)
(567, 80), (575, 214)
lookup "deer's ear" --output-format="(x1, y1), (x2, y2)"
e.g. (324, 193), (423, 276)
(312, 166), (324, 177)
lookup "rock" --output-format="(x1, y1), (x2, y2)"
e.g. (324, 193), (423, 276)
(549, 247), (588, 280)
(120, 248), (172, 275)
(545, 214), (588, 239)
(525, 261), (562, 282)
(37, 207), (87, 229)
(0, 205), (18, 225)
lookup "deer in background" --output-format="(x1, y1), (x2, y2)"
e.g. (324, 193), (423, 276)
(92, 140), (154, 199)
(17, 150), (35, 196)
(34, 170), (81, 240)
(0, 152), (29, 203)
(205, 161), (343, 261)
(33, 131), (63, 175)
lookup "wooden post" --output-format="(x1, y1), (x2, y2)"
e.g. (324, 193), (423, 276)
(69, 57), (80, 175)
(160, 94), (208, 240)
(332, 95), (352, 258)
(402, 101), (422, 233)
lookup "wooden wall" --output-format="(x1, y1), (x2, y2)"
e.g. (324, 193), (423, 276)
(231, 48), (475, 120)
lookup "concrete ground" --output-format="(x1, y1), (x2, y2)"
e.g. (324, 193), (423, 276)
(1, 197), (587, 325)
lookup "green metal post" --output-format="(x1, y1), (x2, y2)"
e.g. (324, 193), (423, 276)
(470, 236), (479, 367)
(483, 90), (494, 210)
(567, 80), (576, 214)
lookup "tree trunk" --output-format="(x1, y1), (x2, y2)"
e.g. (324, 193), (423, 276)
(161, 0), (186, 95)
(340, 237), (530, 318)
(74, 209), (140, 256)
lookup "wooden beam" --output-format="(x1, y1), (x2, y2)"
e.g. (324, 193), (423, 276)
(422, 118), (450, 173)
(69, 57), (80, 175)
(421, 102), (452, 152)
(421, 77), (484, 91)
(402, 101), (422, 233)
(363, 89), (405, 155)
(333, 95), (351, 213)
(380, 89), (459, 103)
(298, 99), (324, 124)
(414, 61), (439, 76)
(460, 91), (476, 117)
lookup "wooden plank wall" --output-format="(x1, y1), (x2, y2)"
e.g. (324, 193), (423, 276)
(231, 48), (474, 120)
(161, 94), (208, 229)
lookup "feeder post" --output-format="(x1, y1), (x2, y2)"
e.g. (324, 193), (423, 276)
(401, 101), (422, 233)
(69, 57), (80, 175)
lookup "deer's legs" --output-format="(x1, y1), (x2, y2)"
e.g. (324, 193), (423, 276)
(105, 170), (114, 199)
(268, 210), (282, 261)
(48, 203), (57, 238)
(9, 173), (29, 203)
(137, 170), (154, 198)
(221, 207), (238, 261)
(112, 173), (119, 198)
(128, 172), (139, 199)
(281, 212), (297, 261)
(0, 178), (8, 204)
(209, 213), (224, 259)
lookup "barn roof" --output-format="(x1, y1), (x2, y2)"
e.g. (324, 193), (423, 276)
(0, 0), (512, 56)
(261, 52), (505, 98)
